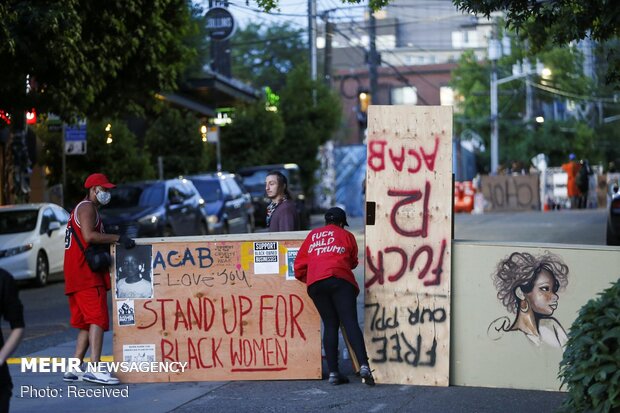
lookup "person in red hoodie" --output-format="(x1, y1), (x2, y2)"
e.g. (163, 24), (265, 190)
(294, 207), (374, 386)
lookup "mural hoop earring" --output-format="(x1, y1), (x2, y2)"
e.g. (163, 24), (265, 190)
(519, 300), (529, 313)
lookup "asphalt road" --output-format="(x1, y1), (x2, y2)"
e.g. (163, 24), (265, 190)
(12, 208), (609, 358)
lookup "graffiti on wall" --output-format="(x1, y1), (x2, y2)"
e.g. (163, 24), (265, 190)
(480, 175), (540, 212)
(487, 251), (569, 348)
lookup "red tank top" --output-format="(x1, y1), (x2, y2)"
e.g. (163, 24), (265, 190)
(64, 200), (111, 294)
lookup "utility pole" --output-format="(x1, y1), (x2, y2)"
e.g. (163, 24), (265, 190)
(308, 0), (317, 82)
(490, 59), (499, 174)
(368, 5), (378, 100)
(524, 58), (533, 125)
(322, 12), (333, 87)
(489, 22), (500, 174)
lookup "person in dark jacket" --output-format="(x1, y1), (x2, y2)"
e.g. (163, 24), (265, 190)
(265, 170), (299, 232)
(294, 207), (374, 386)
(0, 269), (25, 412)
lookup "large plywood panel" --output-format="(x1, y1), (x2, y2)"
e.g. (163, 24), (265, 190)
(480, 175), (540, 212)
(112, 236), (321, 383)
(451, 241), (620, 390)
(365, 105), (453, 385)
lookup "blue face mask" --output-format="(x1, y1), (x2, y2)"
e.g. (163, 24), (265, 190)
(96, 189), (111, 205)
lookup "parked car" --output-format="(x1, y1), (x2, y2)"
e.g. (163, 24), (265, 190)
(0, 203), (69, 286)
(100, 179), (208, 238)
(188, 173), (255, 234)
(606, 183), (620, 245)
(237, 163), (310, 229)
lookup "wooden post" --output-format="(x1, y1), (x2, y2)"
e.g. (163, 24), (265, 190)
(364, 106), (453, 385)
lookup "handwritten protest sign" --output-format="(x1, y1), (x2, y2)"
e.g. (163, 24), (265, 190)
(112, 237), (321, 383)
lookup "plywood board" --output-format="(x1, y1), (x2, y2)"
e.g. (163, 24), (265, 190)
(112, 237), (321, 383)
(365, 105), (452, 386)
(480, 175), (540, 211)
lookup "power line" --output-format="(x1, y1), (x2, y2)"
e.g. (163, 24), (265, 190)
(331, 24), (431, 105)
(531, 82), (620, 104)
(345, 19), (442, 97)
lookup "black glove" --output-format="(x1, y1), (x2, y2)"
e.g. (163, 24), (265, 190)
(118, 235), (136, 249)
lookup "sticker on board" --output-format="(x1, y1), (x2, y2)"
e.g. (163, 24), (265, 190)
(117, 300), (135, 326)
(123, 344), (156, 363)
(254, 241), (279, 274)
(286, 248), (299, 280)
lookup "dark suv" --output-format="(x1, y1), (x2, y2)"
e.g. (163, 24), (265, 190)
(188, 173), (255, 234)
(100, 179), (208, 237)
(237, 163), (310, 229)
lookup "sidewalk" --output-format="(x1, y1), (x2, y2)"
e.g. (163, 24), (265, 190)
(10, 329), (566, 413)
(10, 215), (567, 412)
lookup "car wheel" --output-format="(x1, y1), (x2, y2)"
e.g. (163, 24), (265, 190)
(607, 225), (619, 246)
(34, 251), (49, 287)
(200, 221), (209, 235)
(163, 226), (174, 237)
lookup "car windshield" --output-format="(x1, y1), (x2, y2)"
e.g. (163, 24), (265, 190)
(191, 179), (222, 203)
(0, 210), (38, 234)
(241, 169), (289, 192)
(107, 184), (165, 209)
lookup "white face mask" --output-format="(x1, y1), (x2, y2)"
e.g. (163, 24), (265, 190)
(96, 189), (111, 205)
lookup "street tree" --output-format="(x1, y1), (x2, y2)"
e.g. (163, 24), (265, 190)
(231, 22), (307, 92)
(144, 108), (210, 178)
(219, 100), (285, 172)
(0, 0), (198, 203)
(0, 0), (195, 122)
(453, 0), (620, 85)
(278, 65), (341, 193)
(37, 119), (155, 207)
(451, 40), (600, 169)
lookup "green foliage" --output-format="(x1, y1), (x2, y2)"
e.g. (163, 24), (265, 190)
(279, 65), (341, 193)
(219, 100), (285, 172)
(450, 42), (608, 169)
(453, 0), (620, 85)
(231, 22), (307, 92)
(0, 0), (194, 120)
(37, 119), (155, 208)
(219, 64), (341, 196)
(254, 0), (390, 13)
(182, 3), (211, 78)
(144, 108), (209, 178)
(559, 279), (620, 413)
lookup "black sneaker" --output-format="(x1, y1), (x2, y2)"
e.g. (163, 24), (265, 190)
(360, 365), (375, 386)
(328, 372), (350, 385)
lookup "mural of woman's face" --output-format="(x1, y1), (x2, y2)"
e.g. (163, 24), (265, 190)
(524, 270), (559, 316)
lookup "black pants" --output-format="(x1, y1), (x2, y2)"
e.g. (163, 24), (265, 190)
(307, 277), (369, 374)
(0, 384), (11, 413)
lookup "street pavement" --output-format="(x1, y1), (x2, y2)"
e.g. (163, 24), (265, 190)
(8, 213), (572, 413)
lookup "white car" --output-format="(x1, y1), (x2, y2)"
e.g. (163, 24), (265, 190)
(0, 203), (69, 286)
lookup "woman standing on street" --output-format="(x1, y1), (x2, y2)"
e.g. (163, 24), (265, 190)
(294, 207), (374, 386)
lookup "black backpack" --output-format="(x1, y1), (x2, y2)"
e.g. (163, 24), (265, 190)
(576, 166), (589, 192)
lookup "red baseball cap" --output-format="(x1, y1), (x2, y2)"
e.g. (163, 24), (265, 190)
(84, 173), (116, 189)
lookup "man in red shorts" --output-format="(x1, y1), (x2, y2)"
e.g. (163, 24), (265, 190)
(63, 173), (135, 385)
